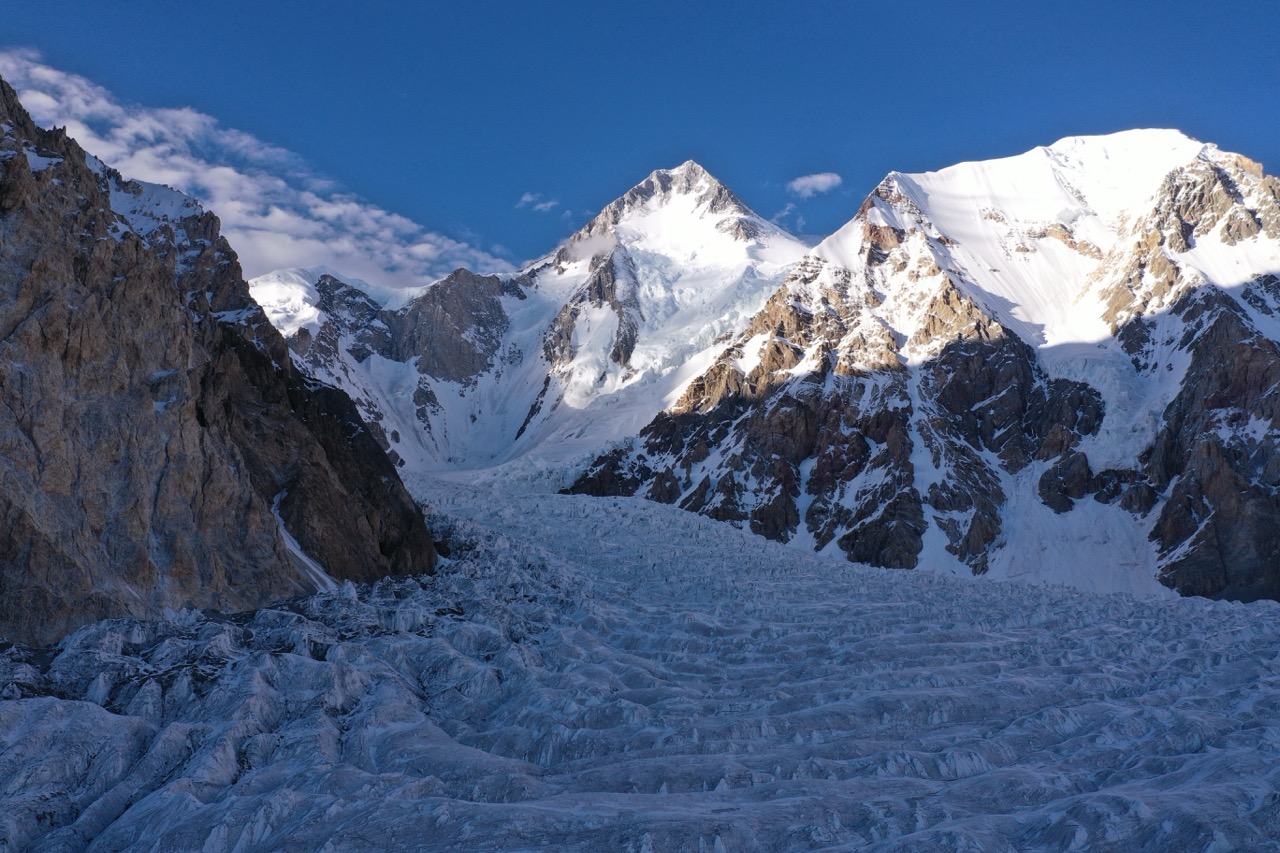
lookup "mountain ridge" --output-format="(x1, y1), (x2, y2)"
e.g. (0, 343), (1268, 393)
(243, 127), (1280, 600)
(569, 128), (1280, 598)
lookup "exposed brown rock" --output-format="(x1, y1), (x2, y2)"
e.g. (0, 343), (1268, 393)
(1134, 291), (1280, 601)
(0, 78), (434, 645)
(1033, 223), (1103, 259)
(392, 269), (515, 382)
(574, 135), (1280, 602)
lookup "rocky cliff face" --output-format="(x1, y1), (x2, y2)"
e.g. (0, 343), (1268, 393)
(0, 79), (434, 645)
(1098, 154), (1280, 600)
(570, 226), (1103, 576)
(571, 132), (1280, 600)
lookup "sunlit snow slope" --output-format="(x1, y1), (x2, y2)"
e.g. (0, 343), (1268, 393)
(251, 131), (1280, 600)
(250, 161), (808, 483)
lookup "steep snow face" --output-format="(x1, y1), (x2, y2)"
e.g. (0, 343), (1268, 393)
(4, 481), (1280, 851)
(516, 161), (809, 472)
(247, 267), (327, 338)
(251, 161), (808, 481)
(816, 130), (1208, 351)
(574, 130), (1280, 599)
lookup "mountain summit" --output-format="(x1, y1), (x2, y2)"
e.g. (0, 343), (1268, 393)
(248, 131), (1280, 600)
(252, 162), (809, 481)
(569, 159), (777, 246)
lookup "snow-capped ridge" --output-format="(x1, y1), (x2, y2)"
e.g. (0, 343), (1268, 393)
(251, 265), (433, 339)
(572, 127), (1280, 602)
(97, 164), (203, 239)
(256, 159), (809, 479)
(810, 128), (1224, 351)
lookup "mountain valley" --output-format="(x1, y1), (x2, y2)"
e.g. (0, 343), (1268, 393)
(3, 70), (1280, 851)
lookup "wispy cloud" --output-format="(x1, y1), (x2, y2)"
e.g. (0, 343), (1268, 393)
(0, 48), (512, 290)
(516, 191), (560, 213)
(787, 171), (842, 198)
(770, 202), (806, 234)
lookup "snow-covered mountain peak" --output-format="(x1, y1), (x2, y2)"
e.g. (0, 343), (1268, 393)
(808, 129), (1238, 351)
(573, 129), (1280, 602)
(255, 161), (809, 479)
(959, 129), (1207, 225)
(537, 163), (809, 398)
(596, 159), (748, 221)
(559, 161), (797, 267)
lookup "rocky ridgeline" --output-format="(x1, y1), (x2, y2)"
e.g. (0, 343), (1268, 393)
(572, 142), (1280, 601)
(1100, 154), (1280, 599)
(571, 218), (1104, 574)
(0, 79), (434, 645)
(288, 269), (524, 464)
(254, 131), (1279, 601)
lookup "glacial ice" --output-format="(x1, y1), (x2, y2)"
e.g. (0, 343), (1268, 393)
(3, 480), (1279, 850)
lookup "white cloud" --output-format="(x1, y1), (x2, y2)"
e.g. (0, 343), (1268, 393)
(517, 191), (560, 213)
(0, 48), (512, 291)
(787, 171), (842, 198)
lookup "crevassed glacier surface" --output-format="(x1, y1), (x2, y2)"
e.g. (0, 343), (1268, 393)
(2, 482), (1279, 851)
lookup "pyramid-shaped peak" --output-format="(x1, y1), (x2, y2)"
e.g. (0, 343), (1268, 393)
(665, 159), (712, 180)
(567, 160), (766, 248)
(645, 159), (737, 202)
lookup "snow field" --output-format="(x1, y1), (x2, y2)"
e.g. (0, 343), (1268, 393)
(3, 481), (1280, 850)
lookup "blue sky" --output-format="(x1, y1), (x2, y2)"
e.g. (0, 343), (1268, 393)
(4, 0), (1278, 286)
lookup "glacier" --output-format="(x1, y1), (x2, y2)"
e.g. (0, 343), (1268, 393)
(3, 480), (1279, 851)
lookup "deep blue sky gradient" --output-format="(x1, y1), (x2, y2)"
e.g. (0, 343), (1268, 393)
(6, 0), (1278, 261)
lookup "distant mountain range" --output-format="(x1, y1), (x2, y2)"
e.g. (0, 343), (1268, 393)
(253, 131), (1280, 600)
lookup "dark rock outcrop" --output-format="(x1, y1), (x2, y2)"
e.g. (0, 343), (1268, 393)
(570, 257), (1103, 574)
(1139, 290), (1280, 601)
(390, 269), (521, 383)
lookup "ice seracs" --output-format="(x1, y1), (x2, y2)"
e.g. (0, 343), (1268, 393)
(5, 480), (1280, 850)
